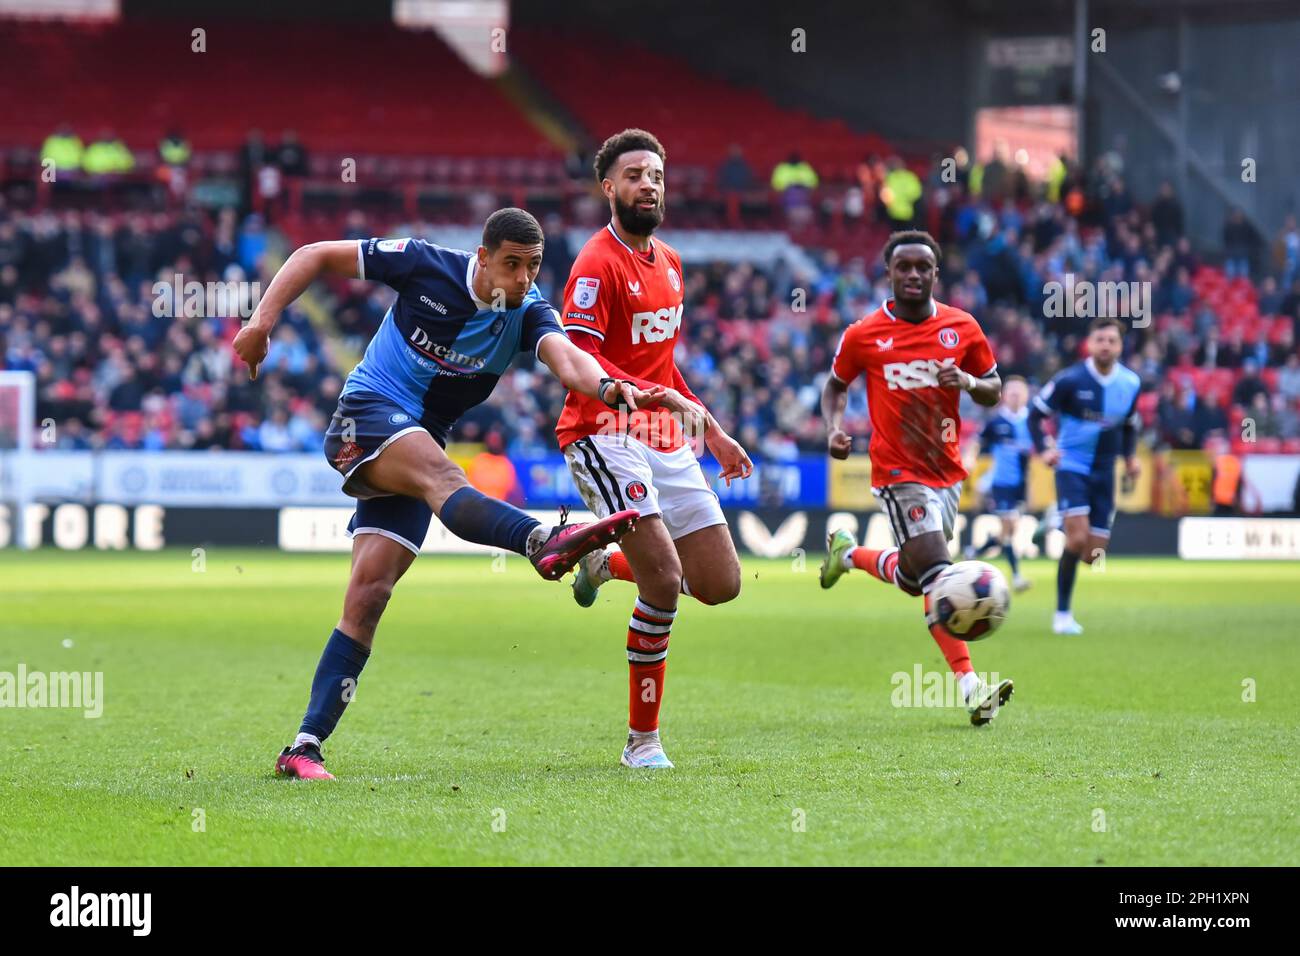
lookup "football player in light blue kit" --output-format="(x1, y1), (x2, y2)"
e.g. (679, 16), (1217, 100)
(967, 376), (1034, 592)
(232, 208), (663, 779)
(1029, 317), (1142, 635)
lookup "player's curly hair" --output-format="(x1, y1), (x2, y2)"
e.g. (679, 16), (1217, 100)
(594, 128), (666, 182)
(482, 207), (544, 251)
(882, 230), (942, 265)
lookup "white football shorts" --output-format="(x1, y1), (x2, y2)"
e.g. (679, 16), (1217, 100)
(873, 481), (962, 544)
(564, 434), (725, 541)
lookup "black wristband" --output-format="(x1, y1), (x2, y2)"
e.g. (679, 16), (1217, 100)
(598, 377), (624, 408)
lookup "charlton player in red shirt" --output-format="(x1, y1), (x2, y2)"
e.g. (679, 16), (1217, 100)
(557, 129), (753, 769)
(819, 231), (1015, 726)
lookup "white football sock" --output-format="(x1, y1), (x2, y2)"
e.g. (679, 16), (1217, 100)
(294, 732), (322, 750)
(841, 547), (857, 570)
(957, 670), (982, 702)
(525, 523), (550, 557)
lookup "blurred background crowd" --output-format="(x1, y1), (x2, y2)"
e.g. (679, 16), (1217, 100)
(3, 8), (1299, 474)
(4, 143), (1299, 459)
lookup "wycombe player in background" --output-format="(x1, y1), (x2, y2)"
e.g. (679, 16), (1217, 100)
(232, 208), (663, 779)
(818, 231), (1014, 726)
(1029, 316), (1142, 635)
(555, 129), (754, 769)
(964, 375), (1034, 592)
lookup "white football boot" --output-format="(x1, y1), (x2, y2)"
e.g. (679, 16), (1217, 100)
(1053, 611), (1084, 635)
(620, 730), (674, 769)
(966, 677), (1015, 727)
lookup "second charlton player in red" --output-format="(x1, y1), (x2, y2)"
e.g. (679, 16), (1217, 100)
(818, 230), (1015, 726)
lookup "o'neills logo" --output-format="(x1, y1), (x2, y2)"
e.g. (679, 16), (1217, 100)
(408, 328), (485, 370)
(50, 886), (151, 936)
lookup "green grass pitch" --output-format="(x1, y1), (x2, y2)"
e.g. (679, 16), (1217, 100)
(1, 548), (1296, 866)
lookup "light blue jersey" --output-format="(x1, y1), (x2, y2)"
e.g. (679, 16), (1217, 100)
(981, 407), (1033, 488)
(342, 237), (563, 437)
(1033, 358), (1141, 477)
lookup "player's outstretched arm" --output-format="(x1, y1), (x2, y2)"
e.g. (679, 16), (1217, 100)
(536, 333), (666, 411)
(233, 240), (361, 380)
(821, 375), (853, 459)
(703, 420), (753, 486)
(559, 328), (708, 434)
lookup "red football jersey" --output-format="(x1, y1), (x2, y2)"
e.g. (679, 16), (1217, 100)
(831, 299), (996, 488)
(555, 224), (691, 451)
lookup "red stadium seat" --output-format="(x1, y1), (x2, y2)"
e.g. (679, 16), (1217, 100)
(508, 27), (895, 179)
(0, 20), (559, 160)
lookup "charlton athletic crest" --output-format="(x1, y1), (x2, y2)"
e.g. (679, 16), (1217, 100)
(909, 504), (927, 522)
(938, 327), (960, 348)
(667, 267), (681, 293)
(625, 480), (649, 503)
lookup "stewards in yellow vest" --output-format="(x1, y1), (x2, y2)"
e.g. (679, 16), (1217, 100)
(881, 158), (922, 226)
(770, 153), (819, 193)
(82, 130), (135, 174)
(1047, 154), (1068, 203)
(40, 124), (83, 174)
(159, 130), (192, 167)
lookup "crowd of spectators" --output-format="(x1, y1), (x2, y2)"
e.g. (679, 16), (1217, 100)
(3, 147), (1300, 460)
(0, 203), (336, 452)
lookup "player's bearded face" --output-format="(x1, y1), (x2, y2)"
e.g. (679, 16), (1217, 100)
(608, 153), (666, 236)
(613, 188), (664, 235)
(1088, 329), (1122, 368)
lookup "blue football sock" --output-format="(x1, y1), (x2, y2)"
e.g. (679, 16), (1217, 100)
(1002, 542), (1020, 577)
(299, 628), (370, 743)
(1057, 549), (1080, 613)
(439, 485), (539, 555)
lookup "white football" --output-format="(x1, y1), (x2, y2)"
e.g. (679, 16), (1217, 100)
(928, 561), (1010, 640)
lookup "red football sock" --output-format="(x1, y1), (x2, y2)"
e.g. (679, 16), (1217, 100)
(608, 550), (635, 582)
(924, 592), (972, 676)
(852, 546), (900, 581)
(849, 546), (922, 596)
(627, 596), (674, 732)
(629, 661), (667, 732)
